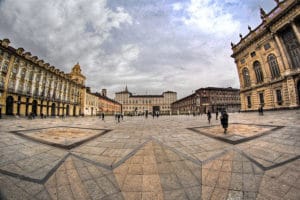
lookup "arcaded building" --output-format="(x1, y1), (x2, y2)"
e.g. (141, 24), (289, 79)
(231, 0), (300, 111)
(171, 87), (240, 114)
(115, 86), (177, 115)
(0, 39), (86, 117)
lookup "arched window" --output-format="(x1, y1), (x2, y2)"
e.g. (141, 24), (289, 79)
(242, 68), (251, 87)
(267, 54), (280, 79)
(253, 61), (264, 83)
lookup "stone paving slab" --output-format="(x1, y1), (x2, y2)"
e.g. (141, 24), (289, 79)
(237, 126), (300, 170)
(0, 132), (68, 181)
(0, 110), (300, 199)
(201, 150), (264, 200)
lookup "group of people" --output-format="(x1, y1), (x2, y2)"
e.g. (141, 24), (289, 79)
(207, 110), (229, 134)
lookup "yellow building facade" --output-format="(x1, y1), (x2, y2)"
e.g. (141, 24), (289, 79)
(231, 0), (300, 111)
(94, 89), (122, 115)
(84, 88), (99, 116)
(0, 39), (86, 117)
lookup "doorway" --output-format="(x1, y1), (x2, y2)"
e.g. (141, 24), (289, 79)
(66, 105), (70, 116)
(51, 103), (56, 116)
(32, 100), (37, 116)
(6, 96), (14, 115)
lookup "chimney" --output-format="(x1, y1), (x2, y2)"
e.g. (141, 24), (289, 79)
(102, 89), (107, 97)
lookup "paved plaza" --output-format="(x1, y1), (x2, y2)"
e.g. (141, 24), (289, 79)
(0, 110), (299, 200)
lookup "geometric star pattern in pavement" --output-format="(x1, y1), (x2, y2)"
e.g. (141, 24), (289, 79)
(0, 111), (299, 199)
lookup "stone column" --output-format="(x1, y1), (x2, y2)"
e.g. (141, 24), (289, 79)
(273, 33), (291, 70)
(291, 21), (300, 42)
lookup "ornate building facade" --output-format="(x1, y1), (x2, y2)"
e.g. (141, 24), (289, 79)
(231, 0), (300, 111)
(0, 39), (86, 117)
(171, 87), (241, 114)
(115, 86), (177, 115)
(84, 87), (99, 116)
(94, 89), (122, 115)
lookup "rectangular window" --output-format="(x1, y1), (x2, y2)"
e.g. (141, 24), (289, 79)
(247, 96), (251, 108)
(250, 51), (256, 57)
(259, 92), (264, 105)
(276, 89), (283, 105)
(264, 43), (271, 50)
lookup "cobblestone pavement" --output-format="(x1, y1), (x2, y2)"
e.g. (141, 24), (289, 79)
(0, 110), (299, 200)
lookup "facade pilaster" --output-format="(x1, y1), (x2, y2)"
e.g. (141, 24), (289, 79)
(291, 21), (300, 42)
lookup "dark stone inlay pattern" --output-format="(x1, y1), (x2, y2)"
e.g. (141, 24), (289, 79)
(10, 126), (112, 149)
(188, 123), (284, 144)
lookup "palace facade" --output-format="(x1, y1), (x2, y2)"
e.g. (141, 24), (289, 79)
(231, 0), (300, 111)
(0, 39), (86, 117)
(115, 86), (177, 115)
(171, 87), (241, 114)
(84, 87), (99, 116)
(94, 89), (122, 115)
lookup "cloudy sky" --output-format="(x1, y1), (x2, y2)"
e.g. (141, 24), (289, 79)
(0, 0), (276, 99)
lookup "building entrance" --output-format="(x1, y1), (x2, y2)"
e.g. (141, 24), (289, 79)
(32, 100), (37, 116)
(6, 96), (14, 115)
(51, 103), (56, 116)
(66, 105), (70, 116)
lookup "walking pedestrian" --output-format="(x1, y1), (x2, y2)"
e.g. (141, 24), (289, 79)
(101, 113), (105, 121)
(216, 111), (219, 120)
(117, 114), (121, 123)
(220, 110), (229, 134)
(207, 110), (211, 124)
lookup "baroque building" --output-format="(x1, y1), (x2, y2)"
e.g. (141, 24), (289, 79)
(231, 0), (300, 111)
(0, 39), (86, 117)
(94, 89), (122, 115)
(115, 86), (177, 115)
(171, 87), (241, 114)
(84, 87), (99, 116)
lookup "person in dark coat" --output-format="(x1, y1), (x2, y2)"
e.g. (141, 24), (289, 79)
(216, 111), (219, 120)
(220, 110), (229, 134)
(207, 110), (212, 124)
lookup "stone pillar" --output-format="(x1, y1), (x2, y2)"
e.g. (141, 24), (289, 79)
(274, 33), (290, 70)
(286, 76), (297, 107)
(291, 21), (300, 42)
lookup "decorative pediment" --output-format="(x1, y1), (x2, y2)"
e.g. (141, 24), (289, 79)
(31, 56), (38, 63)
(2, 38), (10, 47)
(16, 47), (25, 55)
(23, 52), (32, 59)
(38, 60), (44, 66)
(44, 63), (50, 68)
